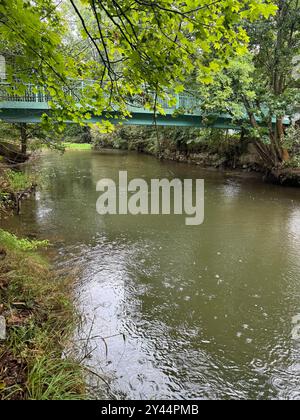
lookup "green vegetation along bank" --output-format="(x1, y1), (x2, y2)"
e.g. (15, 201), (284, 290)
(0, 230), (85, 400)
(0, 165), (37, 217)
(0, 163), (86, 400)
(92, 125), (300, 187)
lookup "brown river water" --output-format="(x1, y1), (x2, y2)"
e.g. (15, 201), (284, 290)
(1, 149), (300, 400)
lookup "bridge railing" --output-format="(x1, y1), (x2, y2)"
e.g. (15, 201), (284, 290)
(0, 82), (51, 103)
(0, 81), (201, 114)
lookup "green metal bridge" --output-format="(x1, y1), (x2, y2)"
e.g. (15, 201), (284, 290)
(0, 82), (289, 129)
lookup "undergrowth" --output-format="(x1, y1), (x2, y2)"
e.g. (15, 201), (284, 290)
(0, 166), (35, 217)
(0, 230), (86, 400)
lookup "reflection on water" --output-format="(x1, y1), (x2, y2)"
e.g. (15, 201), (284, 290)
(1, 150), (300, 400)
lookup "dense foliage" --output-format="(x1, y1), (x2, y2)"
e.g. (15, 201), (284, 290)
(0, 1), (277, 129)
(196, 0), (300, 167)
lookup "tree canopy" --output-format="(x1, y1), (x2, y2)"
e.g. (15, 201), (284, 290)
(3, 0), (300, 169)
(0, 0), (277, 131)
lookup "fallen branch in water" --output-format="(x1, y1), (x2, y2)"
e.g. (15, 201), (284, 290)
(12, 183), (37, 215)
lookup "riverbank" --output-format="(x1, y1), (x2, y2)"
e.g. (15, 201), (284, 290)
(0, 165), (37, 217)
(0, 162), (87, 400)
(92, 126), (300, 187)
(0, 230), (86, 400)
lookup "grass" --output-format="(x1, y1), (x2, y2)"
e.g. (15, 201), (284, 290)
(63, 143), (92, 150)
(5, 170), (33, 193)
(0, 166), (33, 194)
(0, 166), (36, 217)
(0, 230), (86, 400)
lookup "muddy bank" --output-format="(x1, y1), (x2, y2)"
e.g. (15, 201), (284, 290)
(158, 150), (300, 187)
(265, 168), (300, 187)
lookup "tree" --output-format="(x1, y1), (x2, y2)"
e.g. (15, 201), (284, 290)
(249, 0), (300, 165)
(0, 0), (277, 134)
(196, 0), (300, 169)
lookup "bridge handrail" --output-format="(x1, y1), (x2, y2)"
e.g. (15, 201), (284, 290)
(0, 81), (201, 112)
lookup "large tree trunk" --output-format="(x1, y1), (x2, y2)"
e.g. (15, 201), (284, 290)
(243, 96), (289, 169)
(275, 117), (289, 162)
(243, 99), (275, 167)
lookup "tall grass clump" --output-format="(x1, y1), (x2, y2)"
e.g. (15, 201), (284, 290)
(0, 230), (86, 400)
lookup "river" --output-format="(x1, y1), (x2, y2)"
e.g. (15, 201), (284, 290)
(1, 149), (300, 400)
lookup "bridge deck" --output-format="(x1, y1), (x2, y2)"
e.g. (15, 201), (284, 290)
(0, 82), (289, 128)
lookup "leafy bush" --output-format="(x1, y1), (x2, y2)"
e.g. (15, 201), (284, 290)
(283, 155), (300, 168)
